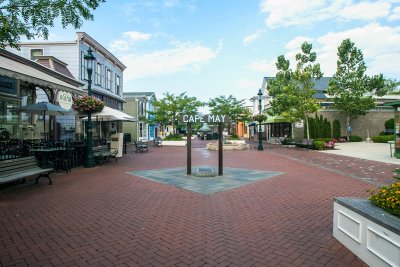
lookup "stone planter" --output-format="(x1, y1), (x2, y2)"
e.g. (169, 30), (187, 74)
(333, 197), (400, 267)
(162, 140), (186, 146)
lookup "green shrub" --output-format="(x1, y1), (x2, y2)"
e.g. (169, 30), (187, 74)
(164, 134), (183, 141)
(349, 135), (362, 142)
(283, 137), (293, 145)
(230, 133), (239, 140)
(395, 152), (400, 159)
(332, 119), (341, 138)
(313, 141), (326, 150)
(371, 135), (395, 143)
(315, 138), (331, 142)
(323, 118), (332, 138)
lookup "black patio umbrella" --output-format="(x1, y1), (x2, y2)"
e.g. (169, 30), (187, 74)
(13, 102), (72, 134)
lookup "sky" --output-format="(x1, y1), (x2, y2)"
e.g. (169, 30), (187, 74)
(42, 0), (400, 105)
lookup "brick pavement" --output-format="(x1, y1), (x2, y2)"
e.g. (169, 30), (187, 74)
(1, 140), (397, 266)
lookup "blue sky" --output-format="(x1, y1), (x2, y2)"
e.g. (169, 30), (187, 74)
(44, 0), (400, 104)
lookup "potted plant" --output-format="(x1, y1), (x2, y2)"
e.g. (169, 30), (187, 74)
(333, 176), (400, 266)
(72, 95), (104, 114)
(252, 114), (267, 123)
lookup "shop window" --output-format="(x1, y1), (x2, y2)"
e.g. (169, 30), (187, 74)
(95, 62), (103, 86)
(115, 74), (120, 95)
(81, 51), (88, 80)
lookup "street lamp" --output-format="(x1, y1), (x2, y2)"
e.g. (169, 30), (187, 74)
(257, 88), (264, 151)
(84, 47), (96, 168)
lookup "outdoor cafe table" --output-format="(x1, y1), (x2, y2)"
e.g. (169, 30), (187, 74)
(30, 147), (65, 168)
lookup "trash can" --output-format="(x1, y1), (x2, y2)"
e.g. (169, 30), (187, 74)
(206, 133), (213, 140)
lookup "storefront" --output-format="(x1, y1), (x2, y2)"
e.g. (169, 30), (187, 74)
(0, 49), (84, 140)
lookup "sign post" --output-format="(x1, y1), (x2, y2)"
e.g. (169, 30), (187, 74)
(181, 114), (228, 176)
(187, 123), (192, 175)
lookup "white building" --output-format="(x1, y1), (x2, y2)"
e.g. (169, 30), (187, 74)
(7, 32), (127, 140)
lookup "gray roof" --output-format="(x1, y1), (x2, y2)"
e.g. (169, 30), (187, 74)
(263, 77), (332, 92)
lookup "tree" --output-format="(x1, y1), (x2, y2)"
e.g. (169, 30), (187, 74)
(208, 95), (251, 134)
(327, 38), (397, 139)
(150, 92), (204, 135)
(0, 0), (105, 49)
(269, 42), (322, 138)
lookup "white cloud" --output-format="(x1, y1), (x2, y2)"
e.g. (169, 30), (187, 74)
(121, 42), (218, 80)
(282, 23), (400, 78)
(389, 6), (400, 20)
(285, 36), (313, 50)
(109, 31), (152, 53)
(243, 30), (262, 45)
(238, 79), (261, 90)
(340, 1), (390, 20)
(259, 0), (398, 28)
(249, 60), (277, 75)
(123, 31), (152, 41)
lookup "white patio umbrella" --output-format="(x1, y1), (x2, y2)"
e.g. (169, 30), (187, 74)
(13, 101), (72, 134)
(81, 106), (136, 122)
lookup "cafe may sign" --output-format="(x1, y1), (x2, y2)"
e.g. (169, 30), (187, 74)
(181, 114), (227, 123)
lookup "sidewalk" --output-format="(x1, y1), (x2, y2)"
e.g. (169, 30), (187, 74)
(2, 141), (396, 266)
(321, 141), (399, 165)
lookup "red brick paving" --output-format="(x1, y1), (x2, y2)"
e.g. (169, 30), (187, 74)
(1, 140), (397, 266)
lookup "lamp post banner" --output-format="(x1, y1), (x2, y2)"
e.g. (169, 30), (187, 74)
(180, 114), (228, 124)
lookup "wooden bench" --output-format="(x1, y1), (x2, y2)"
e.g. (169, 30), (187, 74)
(0, 156), (53, 185)
(134, 141), (149, 153)
(153, 137), (162, 147)
(93, 145), (118, 163)
(295, 139), (314, 150)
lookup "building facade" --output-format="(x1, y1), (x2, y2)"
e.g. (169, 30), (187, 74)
(0, 49), (84, 140)
(7, 32), (127, 140)
(123, 92), (159, 142)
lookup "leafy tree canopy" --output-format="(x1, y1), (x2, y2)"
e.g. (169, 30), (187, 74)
(327, 39), (398, 129)
(208, 95), (251, 134)
(150, 92), (204, 133)
(269, 42), (323, 138)
(0, 0), (105, 49)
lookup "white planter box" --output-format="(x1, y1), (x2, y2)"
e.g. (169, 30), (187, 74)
(333, 198), (400, 267)
(162, 140), (186, 146)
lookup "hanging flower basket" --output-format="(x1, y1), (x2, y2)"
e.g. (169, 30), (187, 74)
(73, 95), (104, 114)
(252, 114), (267, 123)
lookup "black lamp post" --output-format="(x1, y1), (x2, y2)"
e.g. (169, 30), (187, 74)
(257, 89), (264, 151)
(84, 48), (96, 168)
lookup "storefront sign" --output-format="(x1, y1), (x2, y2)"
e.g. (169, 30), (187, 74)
(181, 114), (228, 123)
(58, 91), (73, 110)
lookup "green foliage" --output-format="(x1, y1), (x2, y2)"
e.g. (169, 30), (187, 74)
(324, 118), (332, 138)
(313, 141), (326, 150)
(315, 138), (331, 142)
(150, 92), (204, 134)
(208, 95), (250, 134)
(0, 0), (105, 49)
(371, 135), (395, 143)
(229, 134), (239, 140)
(332, 119), (341, 138)
(369, 181), (400, 217)
(163, 134), (183, 141)
(349, 135), (362, 142)
(327, 39), (398, 138)
(385, 118), (395, 130)
(269, 42), (323, 139)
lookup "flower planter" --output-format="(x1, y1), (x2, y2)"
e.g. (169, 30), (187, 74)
(333, 198), (400, 267)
